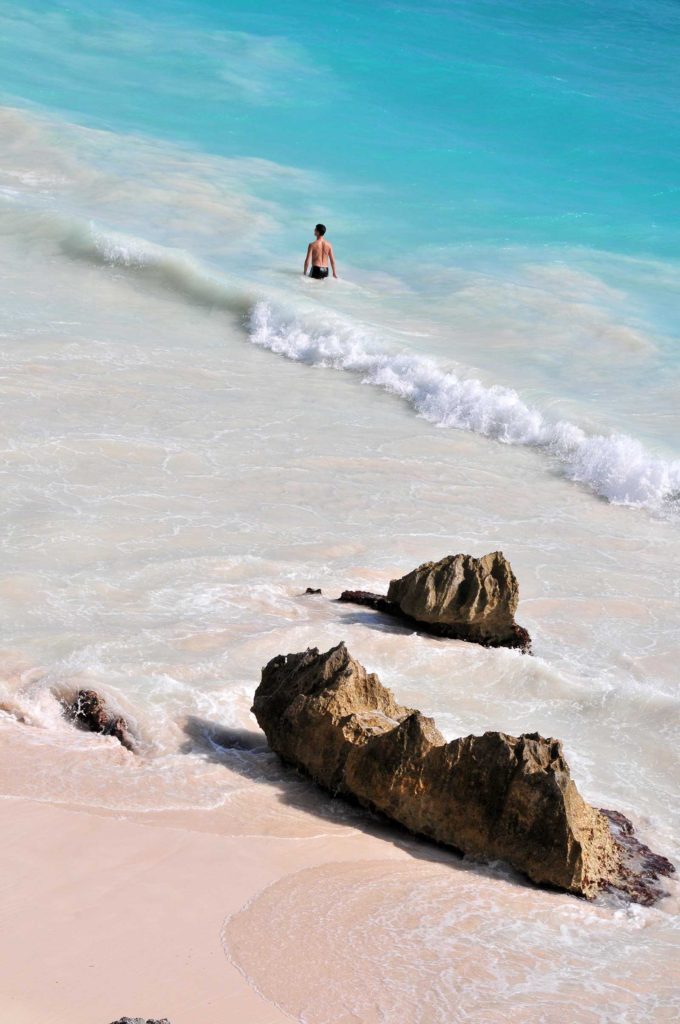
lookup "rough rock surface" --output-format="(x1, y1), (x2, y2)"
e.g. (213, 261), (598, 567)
(340, 552), (531, 651)
(388, 551), (519, 636)
(66, 689), (136, 752)
(253, 643), (673, 902)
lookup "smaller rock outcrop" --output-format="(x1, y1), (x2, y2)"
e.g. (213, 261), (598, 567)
(253, 643), (673, 902)
(66, 689), (136, 752)
(340, 551), (530, 651)
(388, 551), (519, 642)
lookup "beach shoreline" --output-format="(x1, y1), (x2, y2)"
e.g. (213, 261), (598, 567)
(3, 787), (677, 1024)
(0, 794), (422, 1024)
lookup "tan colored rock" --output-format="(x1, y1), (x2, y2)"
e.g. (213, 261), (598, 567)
(387, 551), (520, 645)
(253, 643), (673, 901)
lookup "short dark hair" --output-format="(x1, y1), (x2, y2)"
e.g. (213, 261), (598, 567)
(315, 223), (326, 236)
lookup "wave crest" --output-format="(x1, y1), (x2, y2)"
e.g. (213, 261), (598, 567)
(4, 199), (676, 514)
(248, 301), (680, 513)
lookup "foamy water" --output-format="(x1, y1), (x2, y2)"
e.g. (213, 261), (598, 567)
(1, 2), (679, 1019)
(4, 167), (678, 511)
(248, 300), (680, 510)
(223, 859), (678, 1024)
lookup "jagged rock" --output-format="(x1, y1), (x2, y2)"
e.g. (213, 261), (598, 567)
(388, 551), (518, 637)
(253, 643), (673, 902)
(305, 587), (322, 595)
(66, 689), (136, 752)
(340, 552), (531, 651)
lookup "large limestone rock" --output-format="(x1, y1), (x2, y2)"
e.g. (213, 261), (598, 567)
(339, 551), (530, 650)
(253, 643), (673, 902)
(387, 551), (521, 645)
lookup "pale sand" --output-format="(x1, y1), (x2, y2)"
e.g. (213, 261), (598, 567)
(1, 789), (678, 1023)
(0, 796), (407, 1024)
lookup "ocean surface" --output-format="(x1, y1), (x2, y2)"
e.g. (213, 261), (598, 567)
(0, 1), (679, 1021)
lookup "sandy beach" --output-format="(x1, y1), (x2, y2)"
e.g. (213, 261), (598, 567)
(1, 714), (678, 1024)
(1, 798), (288, 1024)
(4, 794), (679, 1024)
(1, 794), (418, 1024)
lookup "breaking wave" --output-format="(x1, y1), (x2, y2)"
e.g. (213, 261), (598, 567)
(248, 301), (680, 513)
(4, 200), (678, 515)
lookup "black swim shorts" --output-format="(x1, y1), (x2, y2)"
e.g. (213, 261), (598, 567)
(309, 266), (329, 280)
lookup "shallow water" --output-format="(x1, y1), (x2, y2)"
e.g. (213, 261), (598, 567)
(0, 2), (679, 1021)
(223, 858), (679, 1024)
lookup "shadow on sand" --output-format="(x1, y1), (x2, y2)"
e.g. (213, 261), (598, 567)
(181, 714), (534, 893)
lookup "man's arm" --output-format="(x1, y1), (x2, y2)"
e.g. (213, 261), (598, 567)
(303, 243), (312, 276)
(329, 244), (337, 278)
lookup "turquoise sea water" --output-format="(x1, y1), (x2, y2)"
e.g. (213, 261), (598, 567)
(3, 0), (680, 256)
(2, 2), (679, 465)
(3, 1), (679, 477)
(2, 0), (679, 280)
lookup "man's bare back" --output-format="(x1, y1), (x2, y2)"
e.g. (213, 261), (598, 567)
(304, 223), (337, 280)
(309, 237), (331, 266)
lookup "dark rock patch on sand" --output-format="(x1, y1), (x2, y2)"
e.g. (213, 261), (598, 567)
(109, 1018), (171, 1023)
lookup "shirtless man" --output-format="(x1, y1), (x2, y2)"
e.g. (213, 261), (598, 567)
(304, 223), (337, 279)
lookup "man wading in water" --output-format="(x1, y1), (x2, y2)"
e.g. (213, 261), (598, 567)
(304, 223), (337, 280)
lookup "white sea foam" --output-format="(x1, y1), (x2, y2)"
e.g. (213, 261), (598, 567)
(248, 301), (680, 513)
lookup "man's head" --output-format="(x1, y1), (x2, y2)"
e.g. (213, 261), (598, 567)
(314, 223), (327, 238)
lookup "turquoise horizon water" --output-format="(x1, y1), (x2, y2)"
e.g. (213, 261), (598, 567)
(2, 0), (679, 260)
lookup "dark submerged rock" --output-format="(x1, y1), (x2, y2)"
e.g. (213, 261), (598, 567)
(253, 642), (673, 903)
(600, 809), (675, 906)
(338, 593), (531, 652)
(66, 689), (136, 752)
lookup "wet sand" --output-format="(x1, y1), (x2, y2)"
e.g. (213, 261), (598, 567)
(0, 795), (415, 1024)
(0, 797), (281, 1023)
(2, 790), (678, 1024)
